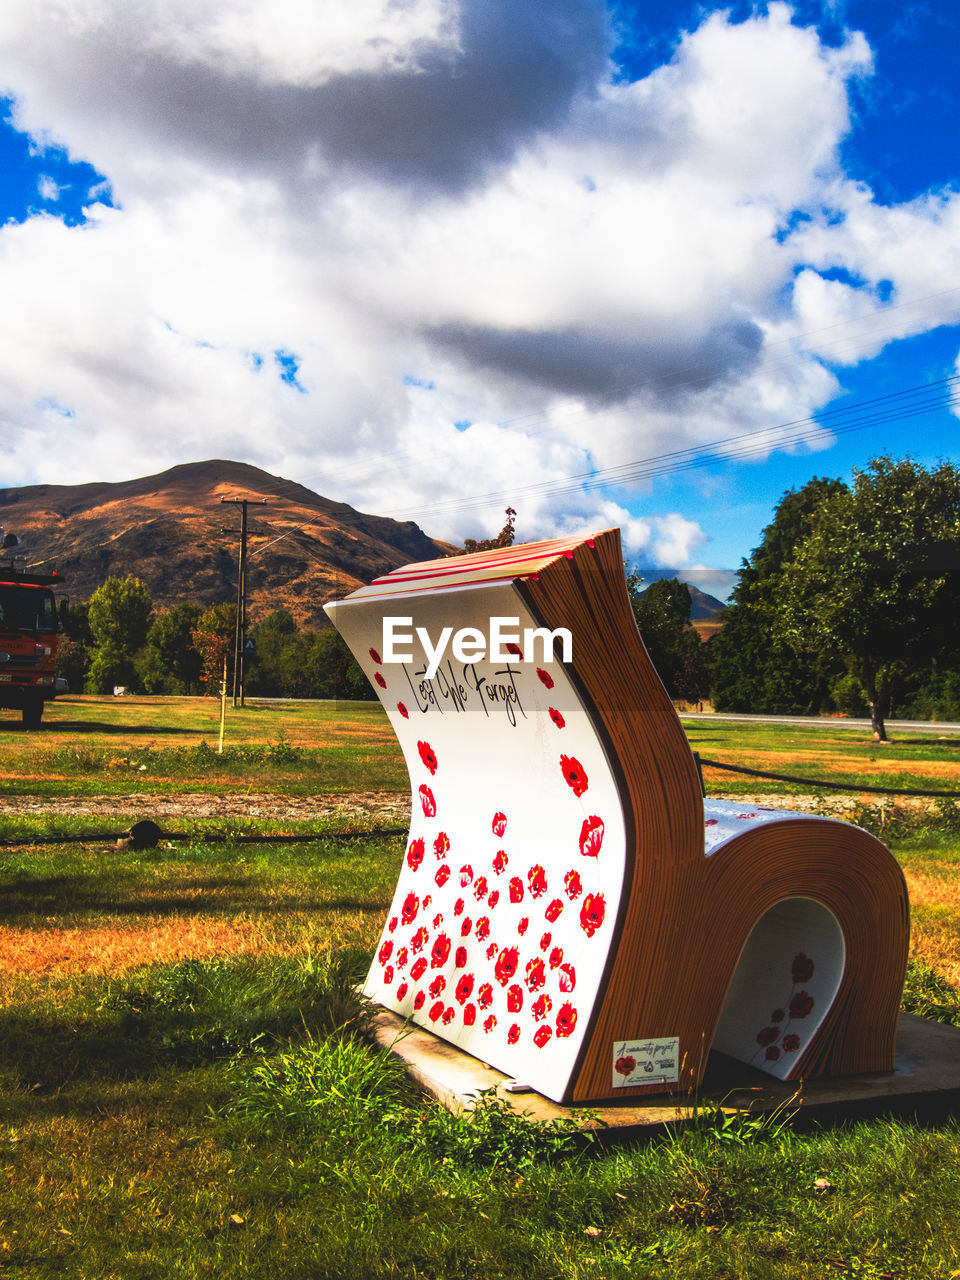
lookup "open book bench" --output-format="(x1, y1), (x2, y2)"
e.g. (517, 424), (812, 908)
(325, 528), (909, 1105)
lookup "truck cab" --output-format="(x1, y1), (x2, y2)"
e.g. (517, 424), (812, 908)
(0, 568), (61, 729)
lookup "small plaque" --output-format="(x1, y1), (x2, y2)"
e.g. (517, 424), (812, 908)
(612, 1037), (680, 1088)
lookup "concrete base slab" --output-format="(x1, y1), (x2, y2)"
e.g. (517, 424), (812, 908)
(370, 1010), (960, 1140)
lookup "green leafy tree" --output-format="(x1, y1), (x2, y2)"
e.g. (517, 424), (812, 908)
(630, 578), (709, 703)
(56, 602), (92, 692)
(137, 601), (204, 694)
(774, 457), (960, 740)
(85, 576), (154, 693)
(709, 478), (848, 715)
(457, 507), (517, 555)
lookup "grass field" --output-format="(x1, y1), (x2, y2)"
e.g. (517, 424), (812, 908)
(1, 697), (959, 1278)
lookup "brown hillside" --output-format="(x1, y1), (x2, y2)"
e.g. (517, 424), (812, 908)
(0, 460), (451, 627)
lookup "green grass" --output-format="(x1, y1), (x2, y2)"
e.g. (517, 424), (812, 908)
(1, 700), (960, 1277)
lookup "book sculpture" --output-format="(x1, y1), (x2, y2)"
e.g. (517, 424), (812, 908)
(325, 529), (909, 1105)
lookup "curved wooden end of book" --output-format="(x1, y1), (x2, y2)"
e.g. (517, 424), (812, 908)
(520, 531), (909, 1103)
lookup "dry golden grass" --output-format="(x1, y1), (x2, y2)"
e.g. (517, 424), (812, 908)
(0, 917), (271, 977)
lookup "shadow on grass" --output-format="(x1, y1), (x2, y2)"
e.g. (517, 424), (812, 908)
(0, 951), (373, 1097)
(0, 872), (390, 920)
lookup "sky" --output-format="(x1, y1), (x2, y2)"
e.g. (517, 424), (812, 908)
(0, 0), (959, 598)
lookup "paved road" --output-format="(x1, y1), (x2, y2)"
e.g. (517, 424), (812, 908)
(679, 712), (960, 736)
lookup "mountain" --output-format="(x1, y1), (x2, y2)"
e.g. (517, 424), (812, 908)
(0, 460), (451, 627)
(687, 585), (726, 620)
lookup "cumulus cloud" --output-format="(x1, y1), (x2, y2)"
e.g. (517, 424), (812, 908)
(0, 0), (958, 568)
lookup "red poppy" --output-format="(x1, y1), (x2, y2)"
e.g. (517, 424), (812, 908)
(765, 1045), (780, 1061)
(533, 1025), (553, 1048)
(525, 957), (546, 990)
(545, 898), (564, 923)
(455, 974), (474, 1004)
(782, 1034), (801, 1052)
(460, 917), (472, 937)
(580, 893), (606, 937)
(477, 983), (493, 1009)
(556, 1003), (577, 1038)
(406, 839), (425, 871)
(488, 890), (500, 908)
(455, 946), (467, 968)
(396, 947), (409, 970)
(507, 1024), (521, 1045)
(507, 985), (523, 1013)
(442, 1007), (456, 1025)
(413, 991), (425, 1010)
(579, 815), (604, 858)
(431, 934), (451, 968)
(418, 740), (438, 775)
(378, 940), (394, 966)
(539, 932), (552, 951)
(388, 916), (398, 933)
(532, 993), (552, 1021)
(459, 864), (473, 887)
(492, 812), (507, 837)
(495, 946), (519, 985)
(789, 991), (815, 1019)
(432, 913), (443, 928)
(375, 672), (387, 689)
(558, 963), (576, 992)
(505, 642), (524, 659)
(475, 916), (490, 941)
(410, 957), (427, 980)
(397, 702), (409, 719)
(483, 1015), (497, 1033)
(453, 897), (465, 916)
(463, 1004), (477, 1026)
(527, 865), (547, 898)
(548, 707), (565, 729)
(537, 668), (554, 689)
(517, 916), (529, 935)
(791, 953), (815, 984)
(369, 647), (383, 665)
(486, 942), (498, 959)
(560, 754), (589, 797)
(736, 813), (758, 820)
(419, 785), (436, 817)
(429, 1001), (444, 1023)
(549, 947), (563, 969)
(756, 1026), (779, 1047)
(473, 876), (489, 900)
(401, 893), (419, 924)
(509, 877), (524, 904)
(563, 870), (582, 900)
(429, 975), (446, 999)
(492, 850), (508, 874)
(433, 831), (450, 858)
(423, 895), (432, 908)
(435, 864), (450, 887)
(410, 927), (428, 953)
(704, 818), (718, 827)
(383, 965), (394, 984)
(771, 1007), (785, 1022)
(614, 1055), (635, 1076)
(396, 982), (408, 1000)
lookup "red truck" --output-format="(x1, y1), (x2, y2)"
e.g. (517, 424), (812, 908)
(0, 535), (61, 728)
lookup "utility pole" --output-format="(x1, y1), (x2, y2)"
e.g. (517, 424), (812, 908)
(221, 496), (266, 707)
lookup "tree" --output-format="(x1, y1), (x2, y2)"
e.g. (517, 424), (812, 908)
(137, 601), (204, 694)
(709, 477), (848, 715)
(630, 578), (709, 703)
(458, 507), (517, 554)
(774, 457), (960, 741)
(191, 602), (236, 695)
(85, 576), (154, 693)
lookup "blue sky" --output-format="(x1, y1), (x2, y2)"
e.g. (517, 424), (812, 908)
(0, 0), (958, 596)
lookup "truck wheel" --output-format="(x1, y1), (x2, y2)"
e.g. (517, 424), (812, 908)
(22, 699), (44, 730)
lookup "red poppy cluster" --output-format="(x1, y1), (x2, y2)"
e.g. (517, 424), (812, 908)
(752, 952), (818, 1067)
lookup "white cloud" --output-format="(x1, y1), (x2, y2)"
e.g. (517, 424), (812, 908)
(0, 1), (957, 569)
